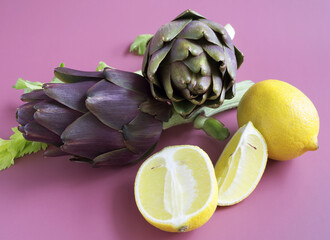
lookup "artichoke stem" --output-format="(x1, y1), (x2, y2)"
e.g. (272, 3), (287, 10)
(194, 115), (230, 141)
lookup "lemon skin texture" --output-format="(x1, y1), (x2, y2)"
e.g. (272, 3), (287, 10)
(237, 79), (319, 161)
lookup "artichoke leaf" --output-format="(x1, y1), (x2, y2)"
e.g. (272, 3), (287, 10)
(206, 72), (222, 100)
(163, 80), (255, 130)
(150, 83), (169, 102)
(202, 43), (225, 62)
(139, 98), (172, 122)
(149, 19), (191, 54)
(189, 90), (209, 105)
(93, 148), (141, 167)
(43, 81), (96, 113)
(44, 145), (69, 157)
(16, 102), (38, 125)
(159, 66), (174, 100)
(103, 68), (149, 94)
(20, 89), (51, 102)
(158, 66), (185, 102)
(177, 20), (221, 46)
(201, 19), (234, 50)
(23, 121), (62, 146)
(54, 67), (103, 83)
(173, 9), (206, 21)
(234, 46), (244, 69)
(170, 61), (192, 90)
(123, 112), (163, 154)
(188, 75), (211, 95)
(142, 41), (151, 77)
(147, 42), (173, 83)
(169, 38), (203, 63)
(182, 52), (211, 75)
(203, 99), (222, 108)
(172, 100), (196, 117)
(61, 113), (125, 159)
(203, 86), (226, 108)
(33, 101), (83, 136)
(223, 47), (237, 81)
(225, 83), (236, 99)
(219, 84), (227, 104)
(224, 24), (235, 40)
(86, 80), (145, 130)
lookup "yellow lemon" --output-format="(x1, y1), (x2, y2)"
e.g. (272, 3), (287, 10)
(134, 145), (218, 232)
(215, 122), (268, 206)
(237, 79), (319, 160)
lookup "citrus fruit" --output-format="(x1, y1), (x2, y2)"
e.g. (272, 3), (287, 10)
(215, 122), (267, 206)
(237, 79), (319, 161)
(134, 145), (218, 232)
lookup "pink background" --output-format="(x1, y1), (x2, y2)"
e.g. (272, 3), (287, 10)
(0, 0), (329, 239)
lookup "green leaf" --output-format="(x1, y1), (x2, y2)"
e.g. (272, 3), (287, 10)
(0, 127), (48, 171)
(130, 34), (153, 55)
(12, 78), (43, 93)
(13, 63), (66, 93)
(96, 61), (111, 71)
(0, 141), (15, 171)
(50, 78), (64, 83)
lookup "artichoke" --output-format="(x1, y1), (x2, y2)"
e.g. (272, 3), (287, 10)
(142, 9), (244, 117)
(16, 67), (171, 166)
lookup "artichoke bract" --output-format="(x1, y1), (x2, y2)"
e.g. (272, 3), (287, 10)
(142, 9), (244, 117)
(16, 67), (171, 166)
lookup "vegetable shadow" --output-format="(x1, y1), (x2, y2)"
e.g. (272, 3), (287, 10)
(10, 152), (121, 190)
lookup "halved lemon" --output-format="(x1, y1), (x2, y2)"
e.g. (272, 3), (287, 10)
(215, 121), (268, 206)
(134, 145), (218, 232)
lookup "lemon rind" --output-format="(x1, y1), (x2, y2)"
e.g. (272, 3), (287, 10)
(216, 122), (268, 206)
(134, 145), (217, 229)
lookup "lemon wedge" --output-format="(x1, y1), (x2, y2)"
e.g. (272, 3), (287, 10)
(215, 122), (268, 206)
(134, 145), (218, 232)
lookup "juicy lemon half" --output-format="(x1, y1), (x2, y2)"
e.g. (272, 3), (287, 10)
(134, 145), (218, 232)
(215, 122), (268, 206)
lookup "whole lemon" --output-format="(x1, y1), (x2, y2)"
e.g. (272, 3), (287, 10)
(237, 79), (319, 161)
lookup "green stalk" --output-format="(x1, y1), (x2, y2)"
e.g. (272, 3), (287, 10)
(162, 80), (254, 130)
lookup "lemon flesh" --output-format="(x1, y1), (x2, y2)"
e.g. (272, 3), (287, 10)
(215, 122), (268, 206)
(237, 79), (319, 160)
(135, 145), (218, 232)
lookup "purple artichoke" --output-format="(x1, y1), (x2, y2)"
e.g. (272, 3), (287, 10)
(142, 9), (244, 117)
(16, 67), (171, 166)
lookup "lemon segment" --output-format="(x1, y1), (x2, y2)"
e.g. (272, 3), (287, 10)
(135, 145), (218, 232)
(215, 122), (268, 206)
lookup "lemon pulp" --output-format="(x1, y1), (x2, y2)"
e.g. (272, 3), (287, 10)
(215, 122), (268, 206)
(135, 145), (217, 232)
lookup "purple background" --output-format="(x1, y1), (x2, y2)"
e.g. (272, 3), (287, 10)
(0, 0), (329, 239)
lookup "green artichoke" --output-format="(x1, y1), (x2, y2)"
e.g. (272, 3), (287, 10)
(142, 9), (244, 117)
(16, 67), (171, 166)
